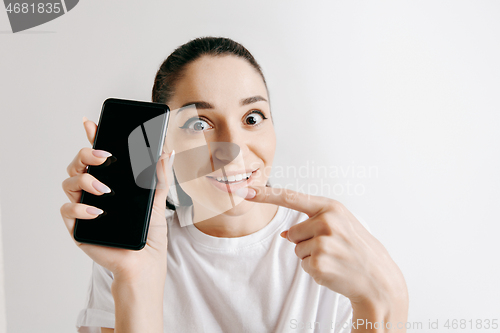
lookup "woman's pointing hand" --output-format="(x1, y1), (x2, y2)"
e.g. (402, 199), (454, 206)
(236, 186), (409, 331)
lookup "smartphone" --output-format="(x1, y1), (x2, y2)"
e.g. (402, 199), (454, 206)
(74, 98), (170, 250)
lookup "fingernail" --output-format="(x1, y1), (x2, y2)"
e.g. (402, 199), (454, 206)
(280, 231), (287, 238)
(92, 150), (112, 158)
(92, 180), (111, 193)
(82, 116), (88, 123)
(86, 207), (104, 215)
(167, 150), (175, 169)
(234, 187), (256, 199)
(159, 150), (168, 161)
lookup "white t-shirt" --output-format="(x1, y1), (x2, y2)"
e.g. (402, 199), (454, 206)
(76, 205), (360, 332)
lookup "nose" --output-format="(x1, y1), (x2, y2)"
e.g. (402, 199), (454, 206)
(210, 142), (240, 170)
(210, 125), (248, 167)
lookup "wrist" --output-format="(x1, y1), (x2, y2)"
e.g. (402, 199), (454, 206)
(111, 273), (166, 298)
(112, 260), (167, 287)
(350, 289), (408, 319)
(111, 275), (165, 333)
(356, 256), (409, 307)
(350, 264), (409, 332)
(351, 295), (409, 333)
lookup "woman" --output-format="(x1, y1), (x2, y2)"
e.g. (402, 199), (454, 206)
(61, 37), (409, 333)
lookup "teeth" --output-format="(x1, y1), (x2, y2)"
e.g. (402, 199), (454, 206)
(213, 172), (253, 183)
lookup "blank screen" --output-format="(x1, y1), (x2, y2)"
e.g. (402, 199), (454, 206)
(74, 99), (169, 250)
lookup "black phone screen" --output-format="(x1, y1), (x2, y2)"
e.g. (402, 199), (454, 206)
(74, 98), (170, 250)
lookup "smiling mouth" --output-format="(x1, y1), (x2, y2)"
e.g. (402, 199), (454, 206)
(206, 170), (256, 184)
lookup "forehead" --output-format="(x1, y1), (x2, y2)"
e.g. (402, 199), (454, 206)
(170, 55), (268, 108)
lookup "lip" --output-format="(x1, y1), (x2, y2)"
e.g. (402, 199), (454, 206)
(206, 169), (256, 193)
(206, 168), (257, 178)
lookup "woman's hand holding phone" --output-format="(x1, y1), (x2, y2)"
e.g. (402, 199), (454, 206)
(60, 117), (173, 332)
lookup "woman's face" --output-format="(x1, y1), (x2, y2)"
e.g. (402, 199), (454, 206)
(164, 55), (276, 221)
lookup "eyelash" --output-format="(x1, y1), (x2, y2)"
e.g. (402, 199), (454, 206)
(247, 110), (268, 123)
(179, 110), (268, 131)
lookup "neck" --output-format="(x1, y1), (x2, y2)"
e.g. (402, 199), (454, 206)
(191, 201), (279, 238)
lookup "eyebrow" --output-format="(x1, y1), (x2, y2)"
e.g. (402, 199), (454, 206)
(176, 95), (268, 113)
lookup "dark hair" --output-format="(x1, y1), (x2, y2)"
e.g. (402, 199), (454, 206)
(152, 36), (268, 105)
(151, 36), (270, 210)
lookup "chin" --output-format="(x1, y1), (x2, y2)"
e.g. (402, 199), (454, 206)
(220, 198), (255, 216)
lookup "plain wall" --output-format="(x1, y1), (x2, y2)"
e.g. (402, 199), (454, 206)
(1, 1), (499, 332)
(0, 200), (5, 332)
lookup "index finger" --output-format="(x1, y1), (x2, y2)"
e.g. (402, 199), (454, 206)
(82, 116), (97, 145)
(240, 186), (328, 217)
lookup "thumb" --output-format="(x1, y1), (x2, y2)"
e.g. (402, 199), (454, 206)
(155, 150), (175, 197)
(280, 230), (291, 241)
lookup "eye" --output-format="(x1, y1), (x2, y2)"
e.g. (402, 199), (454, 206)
(179, 118), (212, 132)
(244, 111), (267, 126)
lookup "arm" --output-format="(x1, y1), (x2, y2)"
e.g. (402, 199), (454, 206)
(97, 272), (166, 333)
(62, 118), (173, 333)
(110, 274), (166, 333)
(350, 267), (409, 332)
(352, 298), (409, 333)
(240, 186), (409, 333)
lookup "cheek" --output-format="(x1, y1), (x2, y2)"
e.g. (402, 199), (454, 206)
(250, 129), (276, 181)
(259, 128), (276, 163)
(166, 129), (208, 153)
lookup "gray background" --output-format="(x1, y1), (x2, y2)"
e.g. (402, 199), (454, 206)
(1, 0), (499, 332)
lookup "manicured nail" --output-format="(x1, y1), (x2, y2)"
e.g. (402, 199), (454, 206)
(280, 231), (287, 238)
(168, 150), (175, 169)
(92, 180), (111, 193)
(92, 150), (112, 158)
(86, 207), (104, 215)
(234, 187), (256, 199)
